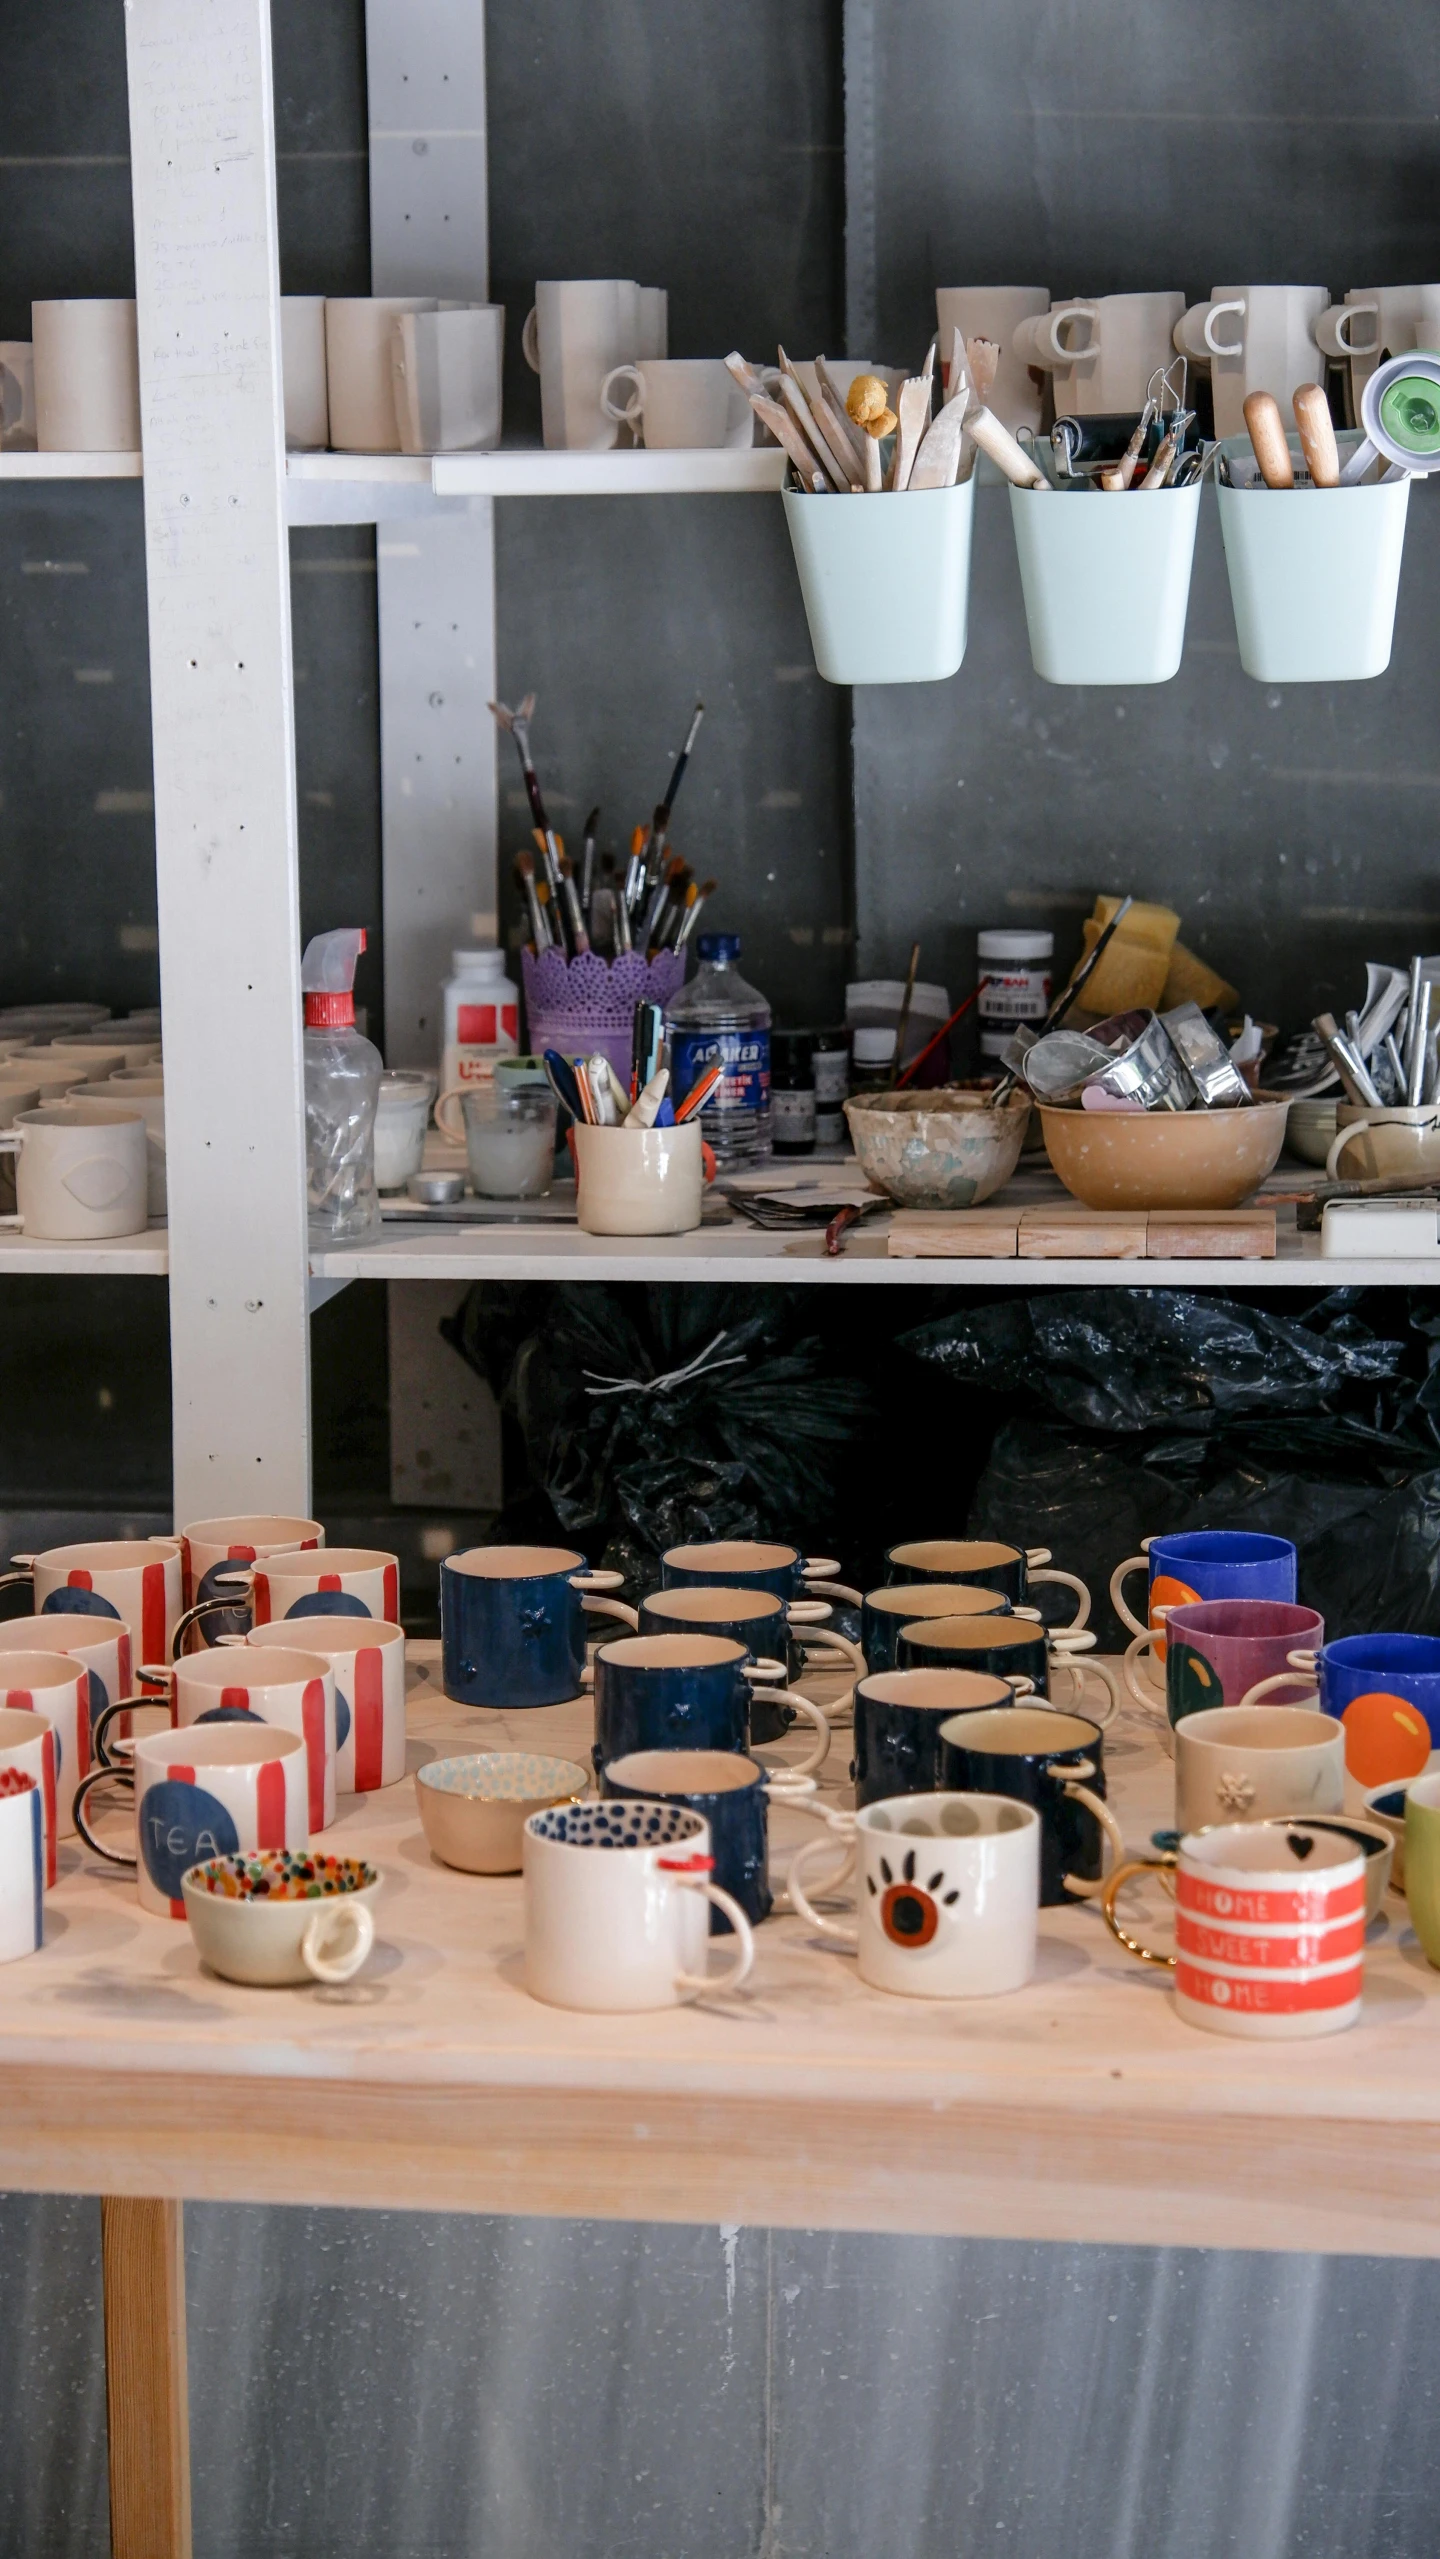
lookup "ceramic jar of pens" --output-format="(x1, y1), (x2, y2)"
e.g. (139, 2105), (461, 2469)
(552, 1037), (719, 1235)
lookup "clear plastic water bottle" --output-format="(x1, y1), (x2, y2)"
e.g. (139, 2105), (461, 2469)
(666, 932), (772, 1166)
(302, 927), (383, 1248)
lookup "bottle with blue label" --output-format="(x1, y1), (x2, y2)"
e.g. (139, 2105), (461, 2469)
(666, 932), (772, 1166)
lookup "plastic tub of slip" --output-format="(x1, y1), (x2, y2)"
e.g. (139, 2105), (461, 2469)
(1216, 433), (1410, 682)
(1010, 469), (1201, 685)
(781, 478), (976, 685)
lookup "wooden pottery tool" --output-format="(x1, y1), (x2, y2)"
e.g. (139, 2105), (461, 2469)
(965, 337), (999, 406)
(910, 395), (969, 489)
(889, 377), (931, 492)
(963, 406), (1047, 488)
(1243, 391), (1294, 489)
(1293, 383), (1340, 487)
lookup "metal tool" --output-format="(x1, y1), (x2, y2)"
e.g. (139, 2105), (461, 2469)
(992, 896), (1134, 1101)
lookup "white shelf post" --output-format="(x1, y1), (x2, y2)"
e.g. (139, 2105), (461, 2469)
(126, 0), (312, 1520)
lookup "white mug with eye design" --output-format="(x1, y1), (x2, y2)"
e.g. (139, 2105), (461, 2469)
(787, 1790), (1040, 1997)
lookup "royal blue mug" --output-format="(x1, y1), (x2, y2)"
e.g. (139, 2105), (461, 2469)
(1111, 1530), (1297, 1649)
(1317, 1633), (1440, 1793)
(639, 1584), (863, 1741)
(440, 1544), (626, 1710)
(593, 1632), (831, 1780)
(852, 1667), (1016, 1808)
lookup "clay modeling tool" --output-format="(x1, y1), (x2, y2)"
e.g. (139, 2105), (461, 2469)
(775, 354), (849, 490)
(542, 1049), (584, 1119)
(1404, 957), (1425, 1089)
(965, 337), (999, 407)
(909, 394), (969, 489)
(1408, 979), (1433, 1105)
(675, 1061), (724, 1122)
(815, 358), (866, 464)
(963, 406), (1048, 489)
(889, 377), (931, 493)
(580, 808), (599, 918)
(1243, 392), (1294, 489)
(824, 1202), (866, 1257)
(893, 941), (921, 1073)
(861, 428), (884, 491)
(1139, 429), (1178, 490)
(625, 1067), (670, 1129)
(1101, 402), (1155, 491)
(795, 370), (864, 486)
(514, 852), (551, 953)
(673, 878), (715, 949)
(741, 388), (825, 485)
(895, 982), (983, 1088)
(584, 1053), (621, 1125)
(941, 327), (970, 408)
(1293, 383), (1339, 488)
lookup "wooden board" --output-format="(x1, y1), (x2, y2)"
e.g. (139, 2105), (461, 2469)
(887, 1210), (1019, 1258)
(1, 1649), (1438, 2255)
(1146, 1209), (1276, 1259)
(102, 2197), (191, 2559)
(1018, 1208), (1149, 1259)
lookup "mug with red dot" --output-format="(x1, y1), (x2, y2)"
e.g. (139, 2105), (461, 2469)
(786, 1790), (1040, 1998)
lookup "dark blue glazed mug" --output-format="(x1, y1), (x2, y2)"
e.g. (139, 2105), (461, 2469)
(660, 1540), (857, 1606)
(601, 1748), (835, 1929)
(591, 1632), (831, 1780)
(441, 1544), (628, 1710)
(885, 1540), (1090, 1631)
(638, 1584), (864, 1741)
(852, 1667), (1017, 1808)
(895, 1613), (1122, 1728)
(861, 1581), (1019, 1676)
(937, 1702), (1123, 1908)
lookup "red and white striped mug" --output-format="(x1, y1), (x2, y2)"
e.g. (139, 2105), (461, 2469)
(0, 1706), (58, 1887)
(0, 1652), (90, 1839)
(134, 1646), (338, 1835)
(178, 1513), (324, 1610)
(0, 1774), (45, 1963)
(248, 1547), (399, 1628)
(242, 1617), (406, 1793)
(0, 1612), (132, 1733)
(1102, 1819), (1366, 2039)
(0, 1538), (181, 1666)
(74, 1722), (309, 1918)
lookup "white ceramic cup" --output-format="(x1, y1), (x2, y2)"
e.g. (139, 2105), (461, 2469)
(0, 1653), (90, 1840)
(1013, 292), (1185, 418)
(74, 1722), (309, 1918)
(0, 1612), (133, 1738)
(1172, 286), (1331, 440)
(0, 1538), (182, 1667)
(1325, 1104), (1440, 1187)
(523, 1799), (753, 2010)
(573, 1121), (704, 1236)
(1174, 1705), (1345, 1833)
(178, 1514), (323, 1612)
(600, 358), (754, 450)
(32, 300), (140, 451)
(788, 1791), (1040, 1997)
(392, 305), (504, 453)
(95, 1076), (165, 1215)
(374, 1072), (433, 1189)
(521, 280), (640, 451)
(0, 1708), (57, 1887)
(247, 1546), (399, 1627)
(0, 1063), (95, 1103)
(324, 297), (438, 452)
(0, 342), (36, 452)
(280, 296), (329, 450)
(0, 1777), (45, 1962)
(0, 1104), (148, 1241)
(181, 1850), (380, 1984)
(243, 1616), (407, 1794)
(934, 289), (1050, 431)
(145, 1644), (338, 1834)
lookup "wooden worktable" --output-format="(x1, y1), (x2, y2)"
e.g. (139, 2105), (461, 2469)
(4, 1647), (1438, 2262)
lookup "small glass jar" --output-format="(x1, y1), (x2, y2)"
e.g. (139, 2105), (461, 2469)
(809, 1028), (850, 1146)
(849, 1025), (898, 1095)
(436, 1082), (556, 1197)
(770, 1031), (817, 1155)
(373, 1070), (434, 1191)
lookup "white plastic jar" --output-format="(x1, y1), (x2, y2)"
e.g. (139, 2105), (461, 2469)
(441, 948), (519, 1096)
(977, 929), (1053, 1063)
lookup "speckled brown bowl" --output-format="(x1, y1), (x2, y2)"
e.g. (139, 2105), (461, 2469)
(1039, 1099), (1289, 1211)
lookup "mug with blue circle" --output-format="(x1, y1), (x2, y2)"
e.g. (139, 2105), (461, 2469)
(884, 1540), (1090, 1630)
(638, 1584), (864, 1739)
(601, 1748), (844, 1929)
(440, 1544), (630, 1710)
(1314, 1634), (1440, 1792)
(1111, 1531), (1297, 1663)
(591, 1632), (831, 1780)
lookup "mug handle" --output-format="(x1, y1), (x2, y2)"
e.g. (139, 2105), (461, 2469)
(72, 1766), (136, 1864)
(1049, 1653), (1119, 1731)
(1100, 1855), (1178, 1965)
(768, 1787), (855, 1912)
(1237, 1654), (1320, 1711)
(433, 1085), (469, 1147)
(785, 1599), (833, 1624)
(581, 1596), (640, 1633)
(1048, 1760), (1126, 1900)
(1027, 1568), (1091, 1633)
(743, 1669), (830, 1777)
(1109, 1556), (1151, 1640)
(1172, 300), (1214, 363)
(793, 1627), (866, 1679)
(95, 1689), (166, 1767)
(599, 362), (643, 428)
(170, 1586), (251, 1661)
(521, 306), (541, 373)
(785, 1833), (859, 1945)
(0, 1568), (34, 1603)
(1123, 1627), (1168, 1713)
(570, 1569), (626, 1592)
(1045, 302), (1099, 365)
(1025, 1548), (1053, 1567)
(667, 1876), (755, 1996)
(801, 1556), (841, 1579)
(302, 1898), (375, 1984)
(1203, 296), (1247, 357)
(1325, 1115), (1378, 1182)
(1317, 299), (1377, 359)
(801, 1577), (864, 1607)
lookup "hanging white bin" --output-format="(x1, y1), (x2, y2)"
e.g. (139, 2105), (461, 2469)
(1216, 438), (1410, 682)
(782, 478), (975, 685)
(1010, 481), (1201, 685)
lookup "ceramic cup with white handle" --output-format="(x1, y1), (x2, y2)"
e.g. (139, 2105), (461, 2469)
(1172, 287), (1331, 441)
(178, 1513), (323, 1614)
(95, 1076), (165, 1214)
(1014, 292), (1184, 418)
(324, 297), (438, 452)
(0, 1613), (133, 1744)
(182, 1849), (380, 1986)
(0, 1104), (147, 1241)
(636, 286), (668, 360)
(934, 289), (1050, 431)
(1326, 1104), (1440, 1188)
(1102, 1819), (1366, 2039)
(32, 299), (140, 450)
(788, 1791), (1041, 1998)
(392, 305), (504, 453)
(280, 295), (329, 450)
(1316, 287), (1428, 419)
(243, 1616), (406, 1794)
(522, 280), (640, 451)
(1173, 1705), (1345, 1833)
(522, 1798), (753, 2011)
(600, 358), (754, 451)
(0, 341), (36, 452)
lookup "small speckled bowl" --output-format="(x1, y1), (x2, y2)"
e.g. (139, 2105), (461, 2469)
(844, 1089), (1029, 1210)
(181, 1851), (381, 1987)
(417, 1751), (589, 1874)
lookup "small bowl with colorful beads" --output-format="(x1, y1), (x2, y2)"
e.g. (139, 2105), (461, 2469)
(417, 1751), (588, 1874)
(180, 1850), (382, 1988)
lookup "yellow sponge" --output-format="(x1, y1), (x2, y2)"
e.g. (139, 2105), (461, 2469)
(1162, 941), (1238, 1014)
(1074, 897), (1179, 1018)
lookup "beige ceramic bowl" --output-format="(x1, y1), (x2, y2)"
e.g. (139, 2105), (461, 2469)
(1040, 1099), (1289, 1211)
(417, 1750), (588, 1873)
(845, 1088), (1029, 1209)
(1325, 1104), (1440, 1187)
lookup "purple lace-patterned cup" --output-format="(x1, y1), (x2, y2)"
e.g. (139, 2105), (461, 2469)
(522, 947), (686, 1083)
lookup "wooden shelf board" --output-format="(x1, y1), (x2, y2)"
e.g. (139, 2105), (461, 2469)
(1, 1648), (1436, 2253)
(0, 1227), (168, 1276)
(0, 451), (142, 480)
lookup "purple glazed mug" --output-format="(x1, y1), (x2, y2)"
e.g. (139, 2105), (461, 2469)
(1124, 1598), (1324, 1741)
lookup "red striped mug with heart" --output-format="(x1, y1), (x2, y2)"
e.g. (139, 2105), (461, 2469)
(1103, 1819), (1366, 2038)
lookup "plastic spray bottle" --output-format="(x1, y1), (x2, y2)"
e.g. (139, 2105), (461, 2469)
(302, 928), (383, 1247)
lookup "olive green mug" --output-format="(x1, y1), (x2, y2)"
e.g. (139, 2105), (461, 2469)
(1403, 1772), (1440, 1967)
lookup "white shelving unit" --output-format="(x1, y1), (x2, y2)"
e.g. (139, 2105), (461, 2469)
(6, 0), (1416, 1523)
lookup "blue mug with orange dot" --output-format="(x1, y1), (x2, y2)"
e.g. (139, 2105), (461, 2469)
(1111, 1531), (1297, 1664)
(1314, 1635), (1440, 1792)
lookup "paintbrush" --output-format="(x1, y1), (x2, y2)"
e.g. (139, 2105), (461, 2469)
(892, 942), (921, 1074)
(657, 703), (704, 834)
(534, 874), (559, 952)
(896, 982), (984, 1088)
(580, 808), (599, 918)
(612, 879), (633, 953)
(641, 853), (687, 952)
(514, 851), (551, 952)
(673, 879), (715, 949)
(491, 696), (568, 903)
(991, 895), (1135, 1100)
(623, 823), (648, 917)
(558, 853), (590, 954)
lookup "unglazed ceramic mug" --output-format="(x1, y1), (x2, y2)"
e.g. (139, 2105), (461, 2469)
(934, 288), (1050, 432)
(1172, 1706), (1345, 1834)
(883, 1540), (1090, 1627)
(522, 1799), (753, 2010)
(324, 297), (439, 451)
(0, 1103), (148, 1240)
(936, 1703), (1122, 1905)
(788, 1792), (1041, 1998)
(243, 1617), (406, 1794)
(392, 305), (504, 454)
(0, 1538), (182, 1667)
(1171, 286), (1331, 440)
(1316, 286), (1430, 416)
(32, 298), (140, 450)
(0, 341), (36, 452)
(135, 1647), (338, 1835)
(0, 1707), (57, 1886)
(74, 1722), (309, 1918)
(1102, 1820), (1365, 2039)
(1325, 1105), (1440, 1188)
(0, 1774), (44, 1961)
(94, 1075), (165, 1215)
(601, 358), (754, 450)
(440, 1544), (629, 1709)
(521, 279), (640, 451)
(280, 295), (329, 450)
(1014, 291), (1185, 417)
(0, 1652), (90, 1839)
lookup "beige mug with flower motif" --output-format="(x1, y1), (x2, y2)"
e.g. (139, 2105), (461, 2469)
(1174, 1705), (1344, 1834)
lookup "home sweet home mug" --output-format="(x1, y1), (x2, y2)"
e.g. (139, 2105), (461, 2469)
(1102, 1820), (1365, 2038)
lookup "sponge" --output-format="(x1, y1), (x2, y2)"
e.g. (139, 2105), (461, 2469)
(1162, 941), (1238, 1015)
(1074, 896), (1179, 1018)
